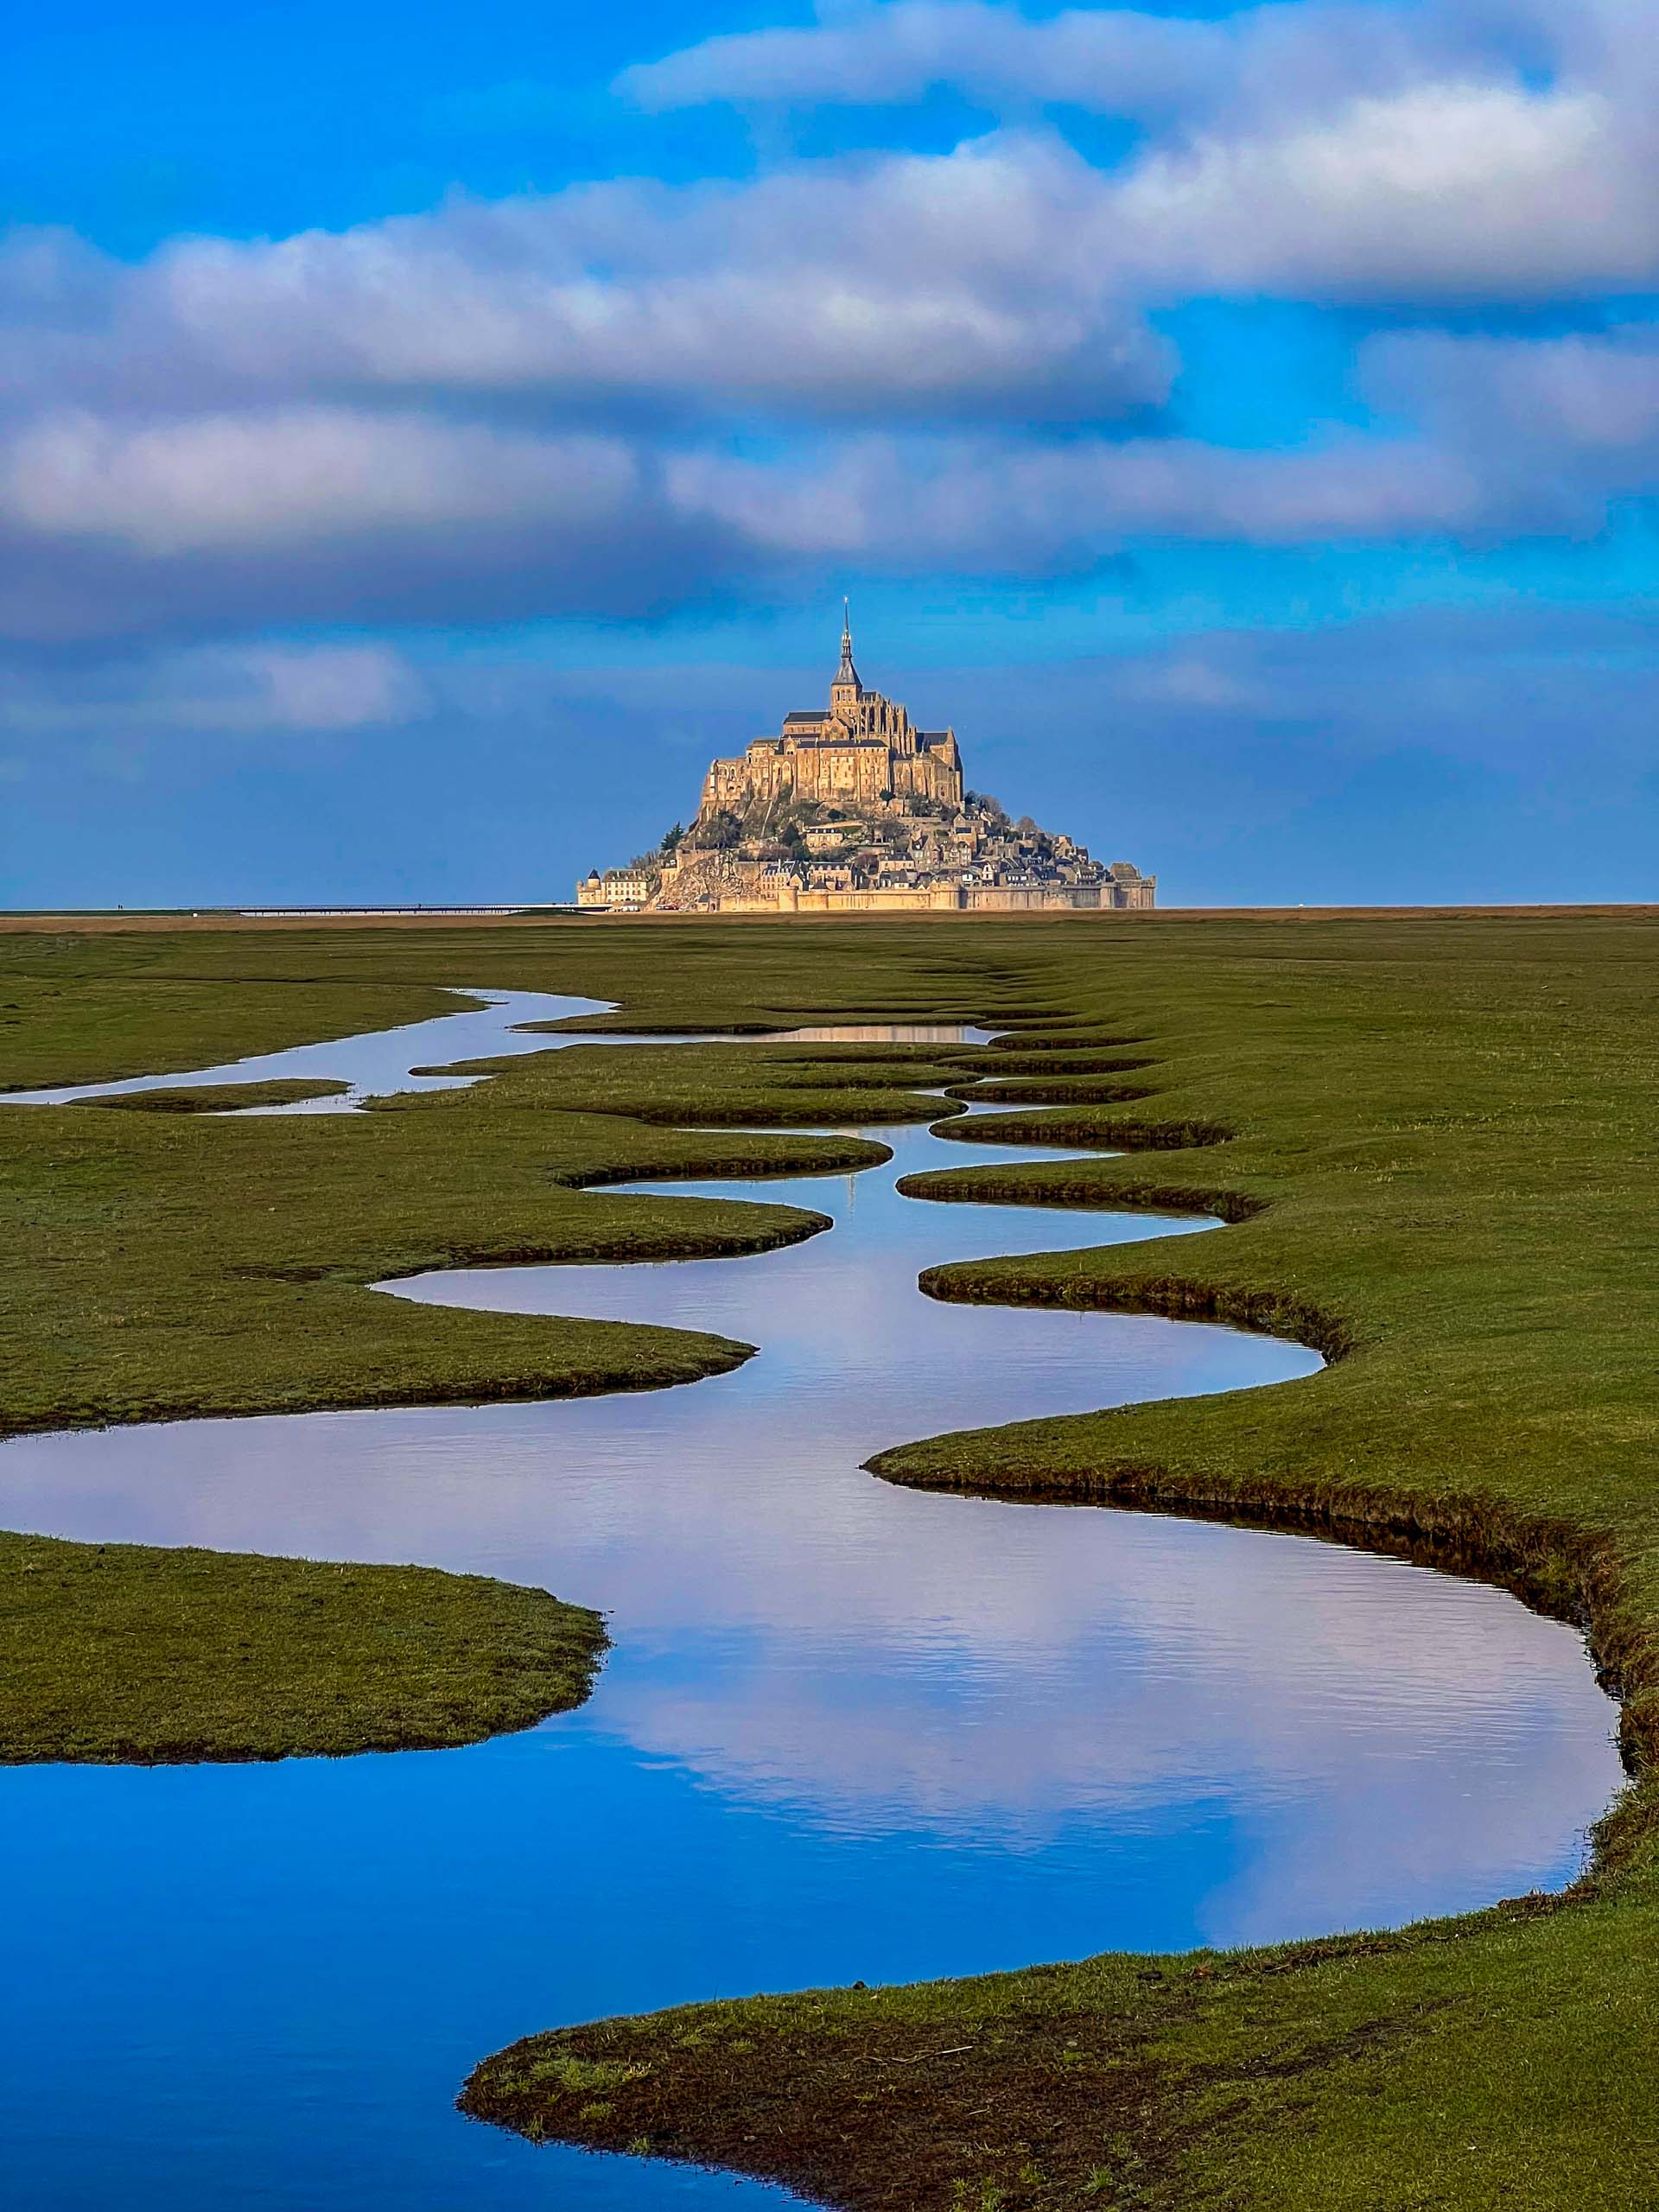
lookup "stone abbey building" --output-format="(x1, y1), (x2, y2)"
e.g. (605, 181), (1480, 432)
(700, 613), (964, 819)
(579, 610), (1154, 916)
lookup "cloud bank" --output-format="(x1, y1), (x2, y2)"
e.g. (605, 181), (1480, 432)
(3, 0), (1656, 745)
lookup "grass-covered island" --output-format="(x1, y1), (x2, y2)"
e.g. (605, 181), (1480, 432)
(83, 1077), (353, 1112)
(0, 1529), (607, 1763)
(3, 910), (1656, 2205)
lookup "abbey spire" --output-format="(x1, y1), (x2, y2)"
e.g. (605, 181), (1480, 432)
(831, 598), (861, 706)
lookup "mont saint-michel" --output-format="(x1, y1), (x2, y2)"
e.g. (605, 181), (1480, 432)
(578, 611), (1155, 915)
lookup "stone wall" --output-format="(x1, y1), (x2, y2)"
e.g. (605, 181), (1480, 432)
(712, 880), (1155, 915)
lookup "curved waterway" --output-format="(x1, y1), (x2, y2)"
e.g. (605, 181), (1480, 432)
(0, 992), (1624, 2210)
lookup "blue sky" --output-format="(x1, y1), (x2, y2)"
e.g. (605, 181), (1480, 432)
(3, 0), (1656, 908)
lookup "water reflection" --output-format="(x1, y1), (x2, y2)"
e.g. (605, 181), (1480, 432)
(0, 989), (615, 1110)
(0, 991), (995, 1114)
(0, 1006), (1624, 2212)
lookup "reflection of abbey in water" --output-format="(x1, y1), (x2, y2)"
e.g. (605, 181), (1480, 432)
(579, 607), (1155, 915)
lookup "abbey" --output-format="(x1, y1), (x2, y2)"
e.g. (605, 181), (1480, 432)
(579, 611), (1154, 917)
(700, 610), (963, 819)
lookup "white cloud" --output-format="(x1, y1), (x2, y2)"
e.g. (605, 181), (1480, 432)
(624, 4), (1659, 303)
(1366, 327), (1659, 454)
(2, 347), (1649, 646)
(2, 642), (432, 738)
(1111, 81), (1654, 299)
(0, 407), (639, 554)
(1, 67), (1650, 477)
(667, 429), (1489, 562)
(1119, 656), (1271, 713)
(0, 4), (1656, 650)
(618, 1), (1464, 124)
(620, 3), (1220, 115)
(0, 138), (1169, 426)
(213, 645), (432, 731)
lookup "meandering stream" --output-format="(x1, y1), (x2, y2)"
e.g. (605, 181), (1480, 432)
(0, 992), (1624, 2209)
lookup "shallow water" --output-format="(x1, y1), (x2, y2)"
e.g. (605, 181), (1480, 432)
(0, 988), (989, 1115)
(0, 993), (1625, 2209)
(0, 987), (616, 1111)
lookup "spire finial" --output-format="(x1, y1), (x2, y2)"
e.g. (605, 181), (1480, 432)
(835, 598), (860, 693)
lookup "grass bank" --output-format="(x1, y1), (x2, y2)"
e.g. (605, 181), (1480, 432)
(86, 1077), (352, 1112)
(0, 1529), (605, 1762)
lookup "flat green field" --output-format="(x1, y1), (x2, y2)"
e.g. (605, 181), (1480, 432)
(3, 911), (1656, 2207)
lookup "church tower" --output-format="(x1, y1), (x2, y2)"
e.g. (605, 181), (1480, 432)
(830, 600), (862, 718)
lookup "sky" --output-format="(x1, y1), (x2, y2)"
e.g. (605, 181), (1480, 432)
(2, 0), (1656, 910)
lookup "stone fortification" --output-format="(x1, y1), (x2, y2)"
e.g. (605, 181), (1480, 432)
(578, 610), (1154, 916)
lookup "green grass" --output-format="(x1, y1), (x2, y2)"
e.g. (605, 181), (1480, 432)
(85, 1078), (352, 1111)
(0, 1529), (606, 1763)
(7, 911), (1659, 2201)
(461, 1889), (1659, 2212)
